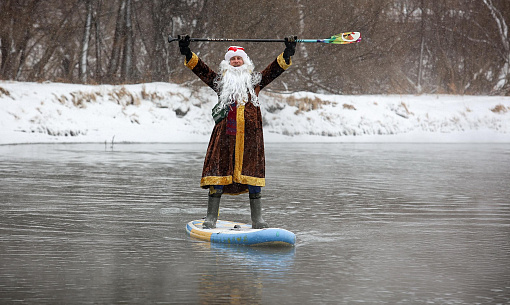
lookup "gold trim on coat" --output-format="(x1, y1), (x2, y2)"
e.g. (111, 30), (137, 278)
(184, 52), (199, 70)
(233, 104), (245, 183)
(233, 104), (265, 187)
(277, 52), (292, 70)
(200, 175), (232, 187)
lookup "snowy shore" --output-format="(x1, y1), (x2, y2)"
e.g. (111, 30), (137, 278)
(1, 81), (509, 145)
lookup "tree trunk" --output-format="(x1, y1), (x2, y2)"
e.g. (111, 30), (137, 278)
(106, 0), (126, 82)
(150, 0), (164, 82)
(482, 0), (510, 93)
(121, 0), (132, 81)
(15, 28), (31, 80)
(79, 0), (93, 83)
(94, 0), (102, 82)
(417, 0), (425, 93)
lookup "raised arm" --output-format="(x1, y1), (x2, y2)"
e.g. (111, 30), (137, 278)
(258, 36), (297, 91)
(179, 34), (218, 92)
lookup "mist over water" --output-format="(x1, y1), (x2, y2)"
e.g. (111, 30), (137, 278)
(1, 143), (509, 304)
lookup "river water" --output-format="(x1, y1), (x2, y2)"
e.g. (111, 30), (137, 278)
(0, 143), (509, 304)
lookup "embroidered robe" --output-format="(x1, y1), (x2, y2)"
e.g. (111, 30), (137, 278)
(184, 52), (291, 195)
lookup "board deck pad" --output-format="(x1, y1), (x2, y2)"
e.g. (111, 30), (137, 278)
(186, 219), (296, 246)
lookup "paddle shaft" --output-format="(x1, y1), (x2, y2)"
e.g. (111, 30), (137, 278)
(168, 35), (324, 43)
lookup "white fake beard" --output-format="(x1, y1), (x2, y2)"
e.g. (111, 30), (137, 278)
(216, 59), (262, 110)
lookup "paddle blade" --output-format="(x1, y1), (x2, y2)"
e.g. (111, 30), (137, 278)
(328, 32), (361, 44)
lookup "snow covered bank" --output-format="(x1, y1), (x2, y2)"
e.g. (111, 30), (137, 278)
(1, 81), (509, 144)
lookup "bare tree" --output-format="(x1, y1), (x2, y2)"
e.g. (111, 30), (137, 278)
(482, 0), (510, 93)
(79, 0), (93, 83)
(121, 0), (133, 81)
(1, 0), (508, 94)
(93, 0), (103, 82)
(0, 0), (41, 80)
(106, 0), (126, 82)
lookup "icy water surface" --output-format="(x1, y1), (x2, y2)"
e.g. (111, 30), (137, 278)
(0, 143), (509, 304)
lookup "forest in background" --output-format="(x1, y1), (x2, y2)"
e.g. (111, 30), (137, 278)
(1, 0), (509, 95)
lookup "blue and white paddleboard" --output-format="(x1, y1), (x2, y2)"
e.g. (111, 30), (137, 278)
(186, 219), (296, 246)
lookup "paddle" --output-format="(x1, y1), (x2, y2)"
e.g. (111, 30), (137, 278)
(168, 32), (361, 45)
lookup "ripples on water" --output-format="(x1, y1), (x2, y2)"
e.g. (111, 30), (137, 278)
(1, 143), (509, 304)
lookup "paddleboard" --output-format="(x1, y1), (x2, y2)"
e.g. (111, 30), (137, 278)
(186, 219), (296, 246)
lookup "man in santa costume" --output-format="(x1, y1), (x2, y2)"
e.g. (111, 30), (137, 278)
(178, 34), (297, 229)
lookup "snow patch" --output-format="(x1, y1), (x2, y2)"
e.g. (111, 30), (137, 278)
(1, 81), (509, 144)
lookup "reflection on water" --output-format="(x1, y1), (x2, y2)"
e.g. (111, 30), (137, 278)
(0, 143), (509, 304)
(192, 242), (295, 304)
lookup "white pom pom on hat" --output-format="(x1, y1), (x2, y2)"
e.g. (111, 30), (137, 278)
(224, 46), (248, 62)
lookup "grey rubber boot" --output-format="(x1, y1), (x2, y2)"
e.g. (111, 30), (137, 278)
(203, 188), (222, 229)
(249, 192), (269, 229)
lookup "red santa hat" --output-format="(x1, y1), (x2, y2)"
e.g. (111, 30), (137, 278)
(224, 46), (248, 62)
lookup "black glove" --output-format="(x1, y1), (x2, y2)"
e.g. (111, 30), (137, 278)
(178, 34), (192, 61)
(283, 36), (297, 64)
